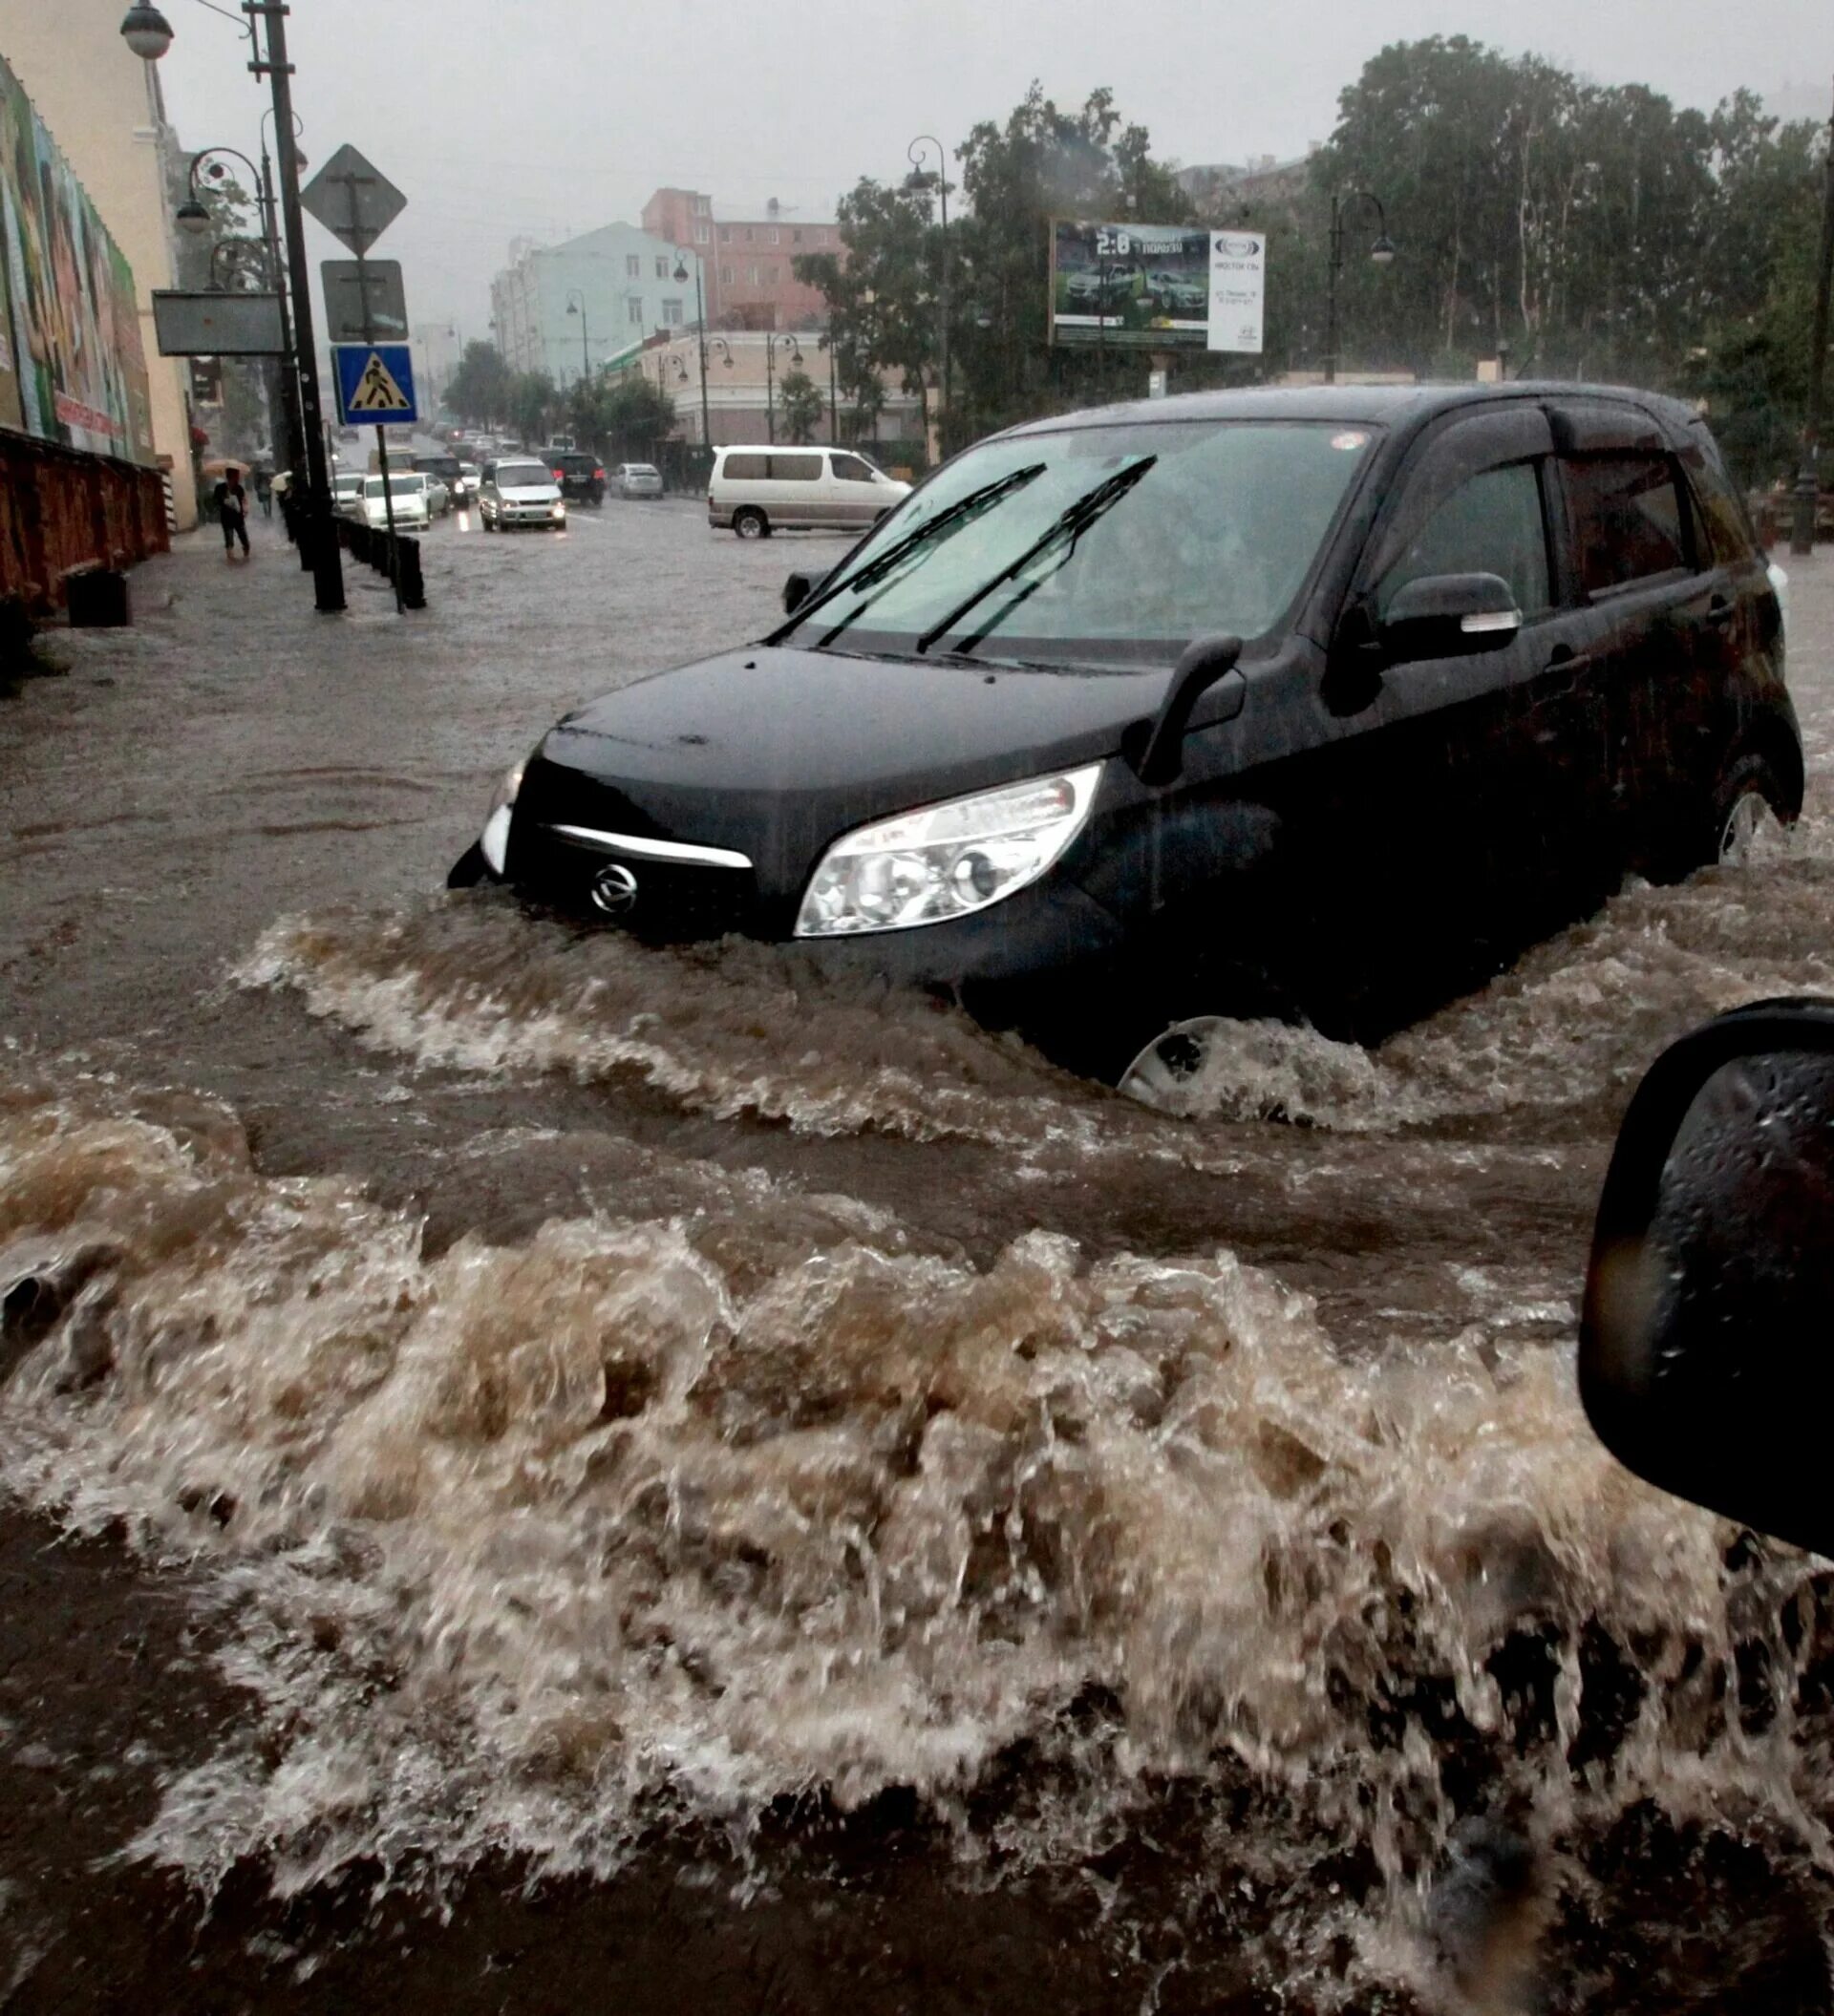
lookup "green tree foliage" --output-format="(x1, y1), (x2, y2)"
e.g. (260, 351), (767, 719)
(567, 372), (676, 460)
(776, 368), (824, 442)
(1312, 39), (1825, 474)
(447, 341), (513, 428)
(508, 371), (557, 447)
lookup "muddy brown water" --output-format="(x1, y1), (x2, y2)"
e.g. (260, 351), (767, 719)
(3, 514), (1834, 2011)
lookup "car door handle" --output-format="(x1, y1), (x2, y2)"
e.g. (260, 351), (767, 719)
(1705, 597), (1735, 627)
(1539, 644), (1578, 696)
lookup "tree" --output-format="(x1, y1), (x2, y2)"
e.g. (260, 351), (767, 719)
(447, 341), (512, 428)
(568, 372), (677, 461)
(776, 369), (823, 442)
(508, 370), (556, 446)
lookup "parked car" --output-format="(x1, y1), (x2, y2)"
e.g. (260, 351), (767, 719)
(331, 471), (367, 520)
(545, 450), (607, 505)
(359, 471), (431, 531)
(615, 462), (663, 500)
(455, 383), (1800, 1081)
(479, 457), (566, 531)
(708, 445), (911, 538)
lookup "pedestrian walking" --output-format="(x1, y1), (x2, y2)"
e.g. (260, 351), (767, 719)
(215, 472), (251, 561)
(253, 466), (273, 520)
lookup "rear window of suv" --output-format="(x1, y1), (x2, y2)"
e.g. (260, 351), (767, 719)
(550, 455), (596, 473)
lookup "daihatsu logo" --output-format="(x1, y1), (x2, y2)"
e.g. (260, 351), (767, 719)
(588, 862), (639, 915)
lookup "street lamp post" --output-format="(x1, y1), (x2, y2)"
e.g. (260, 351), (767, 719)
(1789, 84), (1834, 557)
(907, 135), (951, 440)
(565, 291), (590, 389)
(126, 0), (345, 611)
(1324, 190), (1397, 387)
(181, 142), (305, 544)
(672, 253), (713, 450)
(765, 331), (801, 444)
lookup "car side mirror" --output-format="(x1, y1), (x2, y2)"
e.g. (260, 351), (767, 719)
(1377, 572), (1522, 660)
(1580, 999), (1834, 1556)
(783, 569), (821, 616)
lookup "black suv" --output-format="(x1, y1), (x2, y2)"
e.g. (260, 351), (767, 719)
(455, 384), (1799, 1080)
(543, 451), (606, 506)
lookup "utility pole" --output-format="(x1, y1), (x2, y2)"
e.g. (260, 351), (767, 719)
(248, 1), (344, 611)
(1790, 77), (1834, 557)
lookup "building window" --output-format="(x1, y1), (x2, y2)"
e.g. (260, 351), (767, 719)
(628, 296), (645, 325)
(694, 223), (710, 244)
(720, 225), (731, 243)
(792, 229), (802, 244)
(769, 227), (780, 244)
(744, 226), (755, 243)
(662, 298), (683, 327)
(764, 265), (779, 284)
(749, 265), (760, 285)
(720, 265), (734, 285)
(626, 254), (640, 278)
(694, 194), (712, 216)
(656, 255), (669, 279)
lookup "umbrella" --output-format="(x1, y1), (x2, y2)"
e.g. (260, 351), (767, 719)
(200, 456), (246, 477)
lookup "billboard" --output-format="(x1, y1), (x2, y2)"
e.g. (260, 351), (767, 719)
(1050, 220), (1265, 356)
(0, 53), (156, 464)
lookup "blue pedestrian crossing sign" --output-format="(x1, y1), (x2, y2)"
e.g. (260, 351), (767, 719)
(332, 342), (417, 426)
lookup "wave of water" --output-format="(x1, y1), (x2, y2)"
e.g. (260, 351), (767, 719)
(3, 1065), (1829, 2004)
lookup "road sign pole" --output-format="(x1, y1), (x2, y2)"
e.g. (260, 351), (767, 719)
(249, 0), (344, 613)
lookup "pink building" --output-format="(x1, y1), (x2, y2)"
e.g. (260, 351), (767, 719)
(641, 188), (840, 332)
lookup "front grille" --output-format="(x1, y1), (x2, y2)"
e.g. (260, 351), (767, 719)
(510, 823), (759, 942)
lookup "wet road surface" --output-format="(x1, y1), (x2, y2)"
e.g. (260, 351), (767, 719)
(4, 501), (1834, 2011)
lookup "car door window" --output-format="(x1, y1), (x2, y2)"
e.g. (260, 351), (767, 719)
(1680, 431), (1757, 567)
(1563, 456), (1692, 597)
(831, 455), (877, 483)
(1376, 461), (1551, 621)
(769, 455), (821, 482)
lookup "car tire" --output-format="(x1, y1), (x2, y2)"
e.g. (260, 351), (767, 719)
(1709, 751), (1790, 867)
(733, 508), (770, 540)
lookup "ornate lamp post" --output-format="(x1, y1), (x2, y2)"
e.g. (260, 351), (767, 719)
(765, 331), (802, 444)
(906, 135), (951, 433)
(124, 0), (344, 611)
(1324, 190), (1397, 386)
(565, 291), (591, 387)
(672, 252), (714, 449)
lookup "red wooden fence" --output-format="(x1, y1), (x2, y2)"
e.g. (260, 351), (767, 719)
(0, 426), (169, 617)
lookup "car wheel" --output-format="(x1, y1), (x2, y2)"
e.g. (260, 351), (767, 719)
(733, 508), (769, 540)
(1711, 751), (1789, 867)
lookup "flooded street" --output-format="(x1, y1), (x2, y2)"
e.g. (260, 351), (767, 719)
(5, 505), (1834, 2011)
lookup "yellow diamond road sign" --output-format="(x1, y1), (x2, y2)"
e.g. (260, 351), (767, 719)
(349, 350), (410, 412)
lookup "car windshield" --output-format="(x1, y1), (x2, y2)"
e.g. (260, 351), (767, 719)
(364, 475), (424, 499)
(777, 418), (1376, 668)
(497, 463), (551, 487)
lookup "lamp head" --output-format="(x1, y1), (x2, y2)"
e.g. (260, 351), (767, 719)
(1369, 234), (1397, 267)
(119, 4), (174, 60)
(176, 198), (211, 237)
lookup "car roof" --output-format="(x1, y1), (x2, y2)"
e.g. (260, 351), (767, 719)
(992, 380), (1698, 441)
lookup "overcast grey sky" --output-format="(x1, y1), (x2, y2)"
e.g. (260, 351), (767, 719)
(156, 0), (1833, 341)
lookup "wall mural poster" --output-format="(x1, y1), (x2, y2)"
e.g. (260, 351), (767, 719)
(0, 54), (155, 463)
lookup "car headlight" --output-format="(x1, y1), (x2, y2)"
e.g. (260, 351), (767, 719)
(552, 499), (566, 515)
(795, 762), (1103, 938)
(479, 753), (530, 876)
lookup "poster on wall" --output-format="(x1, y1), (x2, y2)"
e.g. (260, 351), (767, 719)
(0, 53), (156, 463)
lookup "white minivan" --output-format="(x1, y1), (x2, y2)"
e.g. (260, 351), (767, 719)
(708, 445), (910, 538)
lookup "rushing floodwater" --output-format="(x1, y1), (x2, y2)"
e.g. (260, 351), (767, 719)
(6, 795), (1834, 2005)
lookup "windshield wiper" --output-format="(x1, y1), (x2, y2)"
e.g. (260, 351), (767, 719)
(788, 461), (1048, 647)
(913, 456), (1158, 656)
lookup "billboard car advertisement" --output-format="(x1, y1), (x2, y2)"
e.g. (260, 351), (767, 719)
(1050, 220), (1265, 356)
(0, 53), (156, 464)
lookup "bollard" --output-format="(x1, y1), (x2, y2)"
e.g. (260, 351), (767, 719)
(395, 534), (424, 609)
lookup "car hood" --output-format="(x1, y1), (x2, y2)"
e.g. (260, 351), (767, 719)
(520, 644), (1165, 900)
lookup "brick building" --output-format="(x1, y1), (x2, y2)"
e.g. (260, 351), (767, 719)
(641, 188), (839, 332)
